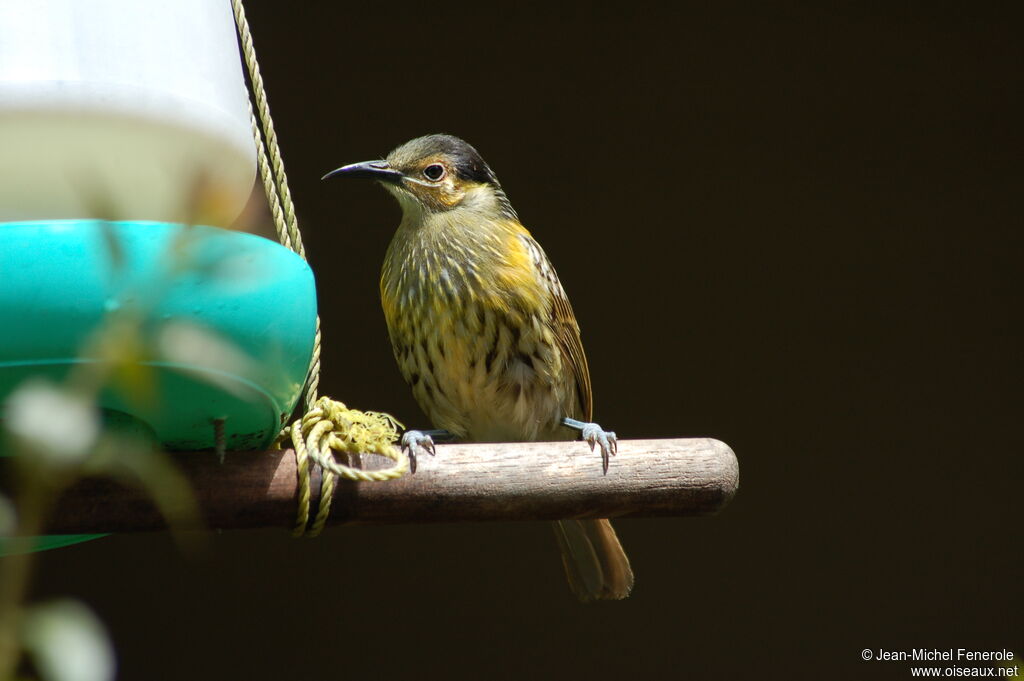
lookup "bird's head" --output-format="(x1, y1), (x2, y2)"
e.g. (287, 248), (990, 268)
(323, 134), (516, 219)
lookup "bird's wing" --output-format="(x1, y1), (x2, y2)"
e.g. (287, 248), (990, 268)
(519, 234), (593, 422)
(551, 279), (593, 422)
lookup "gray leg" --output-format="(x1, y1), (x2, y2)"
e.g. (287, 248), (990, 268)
(401, 429), (454, 473)
(562, 417), (618, 475)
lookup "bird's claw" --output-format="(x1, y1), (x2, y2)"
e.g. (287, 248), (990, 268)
(580, 422), (618, 475)
(401, 430), (436, 474)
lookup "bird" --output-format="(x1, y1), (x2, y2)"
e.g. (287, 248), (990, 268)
(323, 133), (633, 602)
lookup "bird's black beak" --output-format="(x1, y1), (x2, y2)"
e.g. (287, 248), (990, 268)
(321, 160), (403, 184)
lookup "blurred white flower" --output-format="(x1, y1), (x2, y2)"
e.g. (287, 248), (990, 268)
(22, 600), (116, 681)
(4, 380), (100, 464)
(157, 321), (256, 397)
(212, 252), (263, 292)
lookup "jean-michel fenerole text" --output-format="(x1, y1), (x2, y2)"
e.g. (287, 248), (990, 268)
(874, 649), (1014, 662)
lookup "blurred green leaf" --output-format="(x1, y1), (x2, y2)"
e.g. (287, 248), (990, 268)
(96, 221), (126, 273)
(86, 433), (201, 546)
(74, 176), (121, 224)
(0, 493), (15, 536)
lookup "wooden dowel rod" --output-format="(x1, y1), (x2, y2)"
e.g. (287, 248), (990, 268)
(5, 438), (738, 534)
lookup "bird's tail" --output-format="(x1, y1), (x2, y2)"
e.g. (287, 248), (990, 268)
(552, 518), (634, 602)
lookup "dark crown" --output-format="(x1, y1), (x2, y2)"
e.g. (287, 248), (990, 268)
(389, 134), (500, 186)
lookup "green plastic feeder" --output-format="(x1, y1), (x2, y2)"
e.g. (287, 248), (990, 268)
(0, 220), (318, 552)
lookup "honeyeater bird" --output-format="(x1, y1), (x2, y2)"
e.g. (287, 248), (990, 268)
(324, 134), (633, 602)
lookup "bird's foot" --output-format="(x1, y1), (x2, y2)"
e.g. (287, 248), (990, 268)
(562, 417), (618, 474)
(400, 430), (436, 474)
(581, 423), (618, 475)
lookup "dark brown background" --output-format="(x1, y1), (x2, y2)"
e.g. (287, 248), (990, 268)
(32, 3), (1022, 679)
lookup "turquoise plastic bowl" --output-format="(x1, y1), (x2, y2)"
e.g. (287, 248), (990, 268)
(0, 220), (317, 553)
(0, 220), (318, 449)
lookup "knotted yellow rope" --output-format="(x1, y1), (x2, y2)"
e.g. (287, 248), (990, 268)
(231, 0), (408, 537)
(288, 397), (407, 534)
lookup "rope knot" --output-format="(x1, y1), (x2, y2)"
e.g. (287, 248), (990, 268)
(288, 397), (408, 537)
(232, 0), (408, 539)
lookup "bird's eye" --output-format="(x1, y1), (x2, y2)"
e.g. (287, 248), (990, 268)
(422, 164), (446, 181)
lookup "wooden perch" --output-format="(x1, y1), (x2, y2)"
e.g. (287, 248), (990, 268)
(9, 438), (738, 534)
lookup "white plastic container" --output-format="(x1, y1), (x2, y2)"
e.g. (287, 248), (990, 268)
(0, 0), (256, 226)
